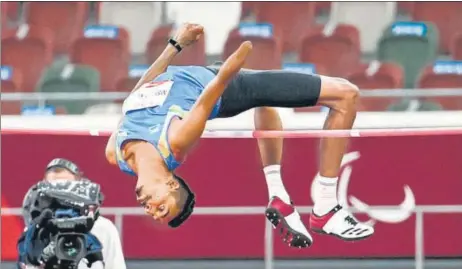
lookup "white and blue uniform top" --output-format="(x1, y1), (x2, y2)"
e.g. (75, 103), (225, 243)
(115, 66), (220, 176)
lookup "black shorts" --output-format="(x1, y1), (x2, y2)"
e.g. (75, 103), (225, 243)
(206, 65), (322, 118)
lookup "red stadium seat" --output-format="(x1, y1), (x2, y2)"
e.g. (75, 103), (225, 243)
(255, 2), (316, 52)
(2, 1), (20, 23)
(346, 62), (404, 111)
(410, 2), (462, 53)
(223, 28), (282, 70)
(450, 32), (462, 60)
(240, 2), (258, 20)
(1, 3), (7, 28)
(91, 2), (101, 22)
(417, 65), (462, 110)
(397, 1), (415, 14)
(146, 24), (206, 66)
(0, 102), (22, 115)
(1, 67), (23, 92)
(299, 24), (361, 77)
(116, 77), (139, 92)
(315, 1), (331, 16)
(1, 25), (54, 92)
(26, 1), (87, 54)
(70, 25), (130, 92)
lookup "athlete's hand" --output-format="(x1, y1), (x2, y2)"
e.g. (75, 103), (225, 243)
(217, 41), (253, 82)
(173, 23), (204, 48)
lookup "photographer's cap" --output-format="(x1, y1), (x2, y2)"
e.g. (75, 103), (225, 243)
(46, 158), (81, 177)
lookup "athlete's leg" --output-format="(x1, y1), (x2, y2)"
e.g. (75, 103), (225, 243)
(216, 69), (373, 241)
(254, 107), (286, 200)
(308, 77), (373, 240)
(311, 77), (358, 214)
(255, 107), (313, 248)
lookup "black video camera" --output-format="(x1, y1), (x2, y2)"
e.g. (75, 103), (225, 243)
(19, 180), (104, 269)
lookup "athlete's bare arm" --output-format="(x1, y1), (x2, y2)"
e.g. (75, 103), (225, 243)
(169, 41), (253, 154)
(132, 24), (204, 92)
(104, 23), (205, 165)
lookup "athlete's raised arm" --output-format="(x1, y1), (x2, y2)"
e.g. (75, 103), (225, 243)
(131, 23), (204, 92)
(169, 41), (253, 153)
(105, 23), (205, 164)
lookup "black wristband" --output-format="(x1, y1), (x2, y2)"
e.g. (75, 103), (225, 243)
(168, 38), (182, 52)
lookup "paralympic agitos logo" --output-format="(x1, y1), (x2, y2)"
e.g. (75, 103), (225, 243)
(311, 151), (416, 225)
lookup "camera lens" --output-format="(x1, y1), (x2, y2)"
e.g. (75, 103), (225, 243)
(57, 236), (84, 259)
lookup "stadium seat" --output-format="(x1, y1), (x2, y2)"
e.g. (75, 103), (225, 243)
(1, 2), (19, 26)
(167, 2), (241, 55)
(377, 21), (439, 88)
(1, 66), (23, 92)
(397, 1), (415, 15)
(298, 23), (361, 77)
(87, 2), (101, 23)
(70, 25), (130, 92)
(116, 77), (139, 92)
(115, 65), (148, 92)
(346, 61), (404, 111)
(25, 1), (87, 54)
(255, 2), (316, 52)
(0, 101), (22, 115)
(1, 3), (7, 27)
(223, 27), (282, 70)
(315, 1), (331, 16)
(2, 1), (20, 23)
(240, 2), (258, 20)
(146, 24), (206, 66)
(450, 32), (462, 60)
(416, 63), (462, 110)
(1, 24), (54, 92)
(36, 62), (100, 114)
(410, 2), (462, 53)
(328, 2), (397, 53)
(99, 2), (162, 54)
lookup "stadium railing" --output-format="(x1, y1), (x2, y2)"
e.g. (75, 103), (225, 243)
(2, 205), (462, 269)
(2, 88), (462, 103)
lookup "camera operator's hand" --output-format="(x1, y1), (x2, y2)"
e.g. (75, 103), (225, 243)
(21, 209), (54, 267)
(19, 262), (45, 269)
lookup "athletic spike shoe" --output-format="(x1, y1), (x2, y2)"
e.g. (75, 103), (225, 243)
(265, 196), (313, 248)
(309, 205), (374, 241)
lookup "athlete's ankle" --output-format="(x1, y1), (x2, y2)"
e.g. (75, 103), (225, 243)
(312, 173), (338, 216)
(264, 165), (291, 204)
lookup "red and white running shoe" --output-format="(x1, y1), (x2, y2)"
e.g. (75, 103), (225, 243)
(309, 205), (374, 241)
(265, 196), (313, 248)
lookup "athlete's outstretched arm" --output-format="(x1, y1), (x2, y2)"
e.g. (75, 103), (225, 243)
(132, 23), (204, 92)
(105, 23), (205, 164)
(169, 41), (253, 153)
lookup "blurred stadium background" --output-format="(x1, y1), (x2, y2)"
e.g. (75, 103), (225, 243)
(1, 1), (462, 269)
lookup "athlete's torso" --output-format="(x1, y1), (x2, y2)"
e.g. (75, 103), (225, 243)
(114, 66), (219, 176)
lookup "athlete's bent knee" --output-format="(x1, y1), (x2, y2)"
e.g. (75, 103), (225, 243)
(325, 78), (359, 112)
(319, 76), (360, 113)
(341, 80), (359, 104)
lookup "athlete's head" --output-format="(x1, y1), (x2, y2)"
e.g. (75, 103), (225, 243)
(135, 173), (195, 228)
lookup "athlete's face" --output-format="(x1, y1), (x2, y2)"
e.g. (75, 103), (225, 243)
(135, 177), (185, 225)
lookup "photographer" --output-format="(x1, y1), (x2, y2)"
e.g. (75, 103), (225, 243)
(19, 159), (126, 269)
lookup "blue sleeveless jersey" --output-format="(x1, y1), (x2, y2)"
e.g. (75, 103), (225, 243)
(115, 66), (220, 176)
